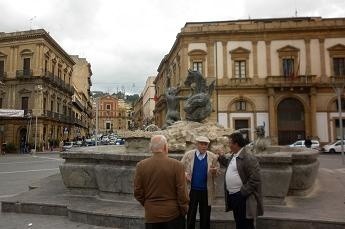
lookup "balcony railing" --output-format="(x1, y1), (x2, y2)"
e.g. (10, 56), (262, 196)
(266, 75), (317, 86)
(42, 71), (74, 95)
(16, 69), (33, 79)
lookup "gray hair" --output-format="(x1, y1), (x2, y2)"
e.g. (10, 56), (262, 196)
(150, 135), (167, 153)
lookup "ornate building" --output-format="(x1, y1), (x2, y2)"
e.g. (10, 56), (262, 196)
(0, 29), (93, 152)
(153, 17), (345, 145)
(95, 95), (128, 134)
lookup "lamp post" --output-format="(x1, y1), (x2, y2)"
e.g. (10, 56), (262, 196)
(332, 77), (345, 166)
(95, 98), (99, 146)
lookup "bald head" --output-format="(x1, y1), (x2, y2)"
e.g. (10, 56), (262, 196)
(150, 135), (168, 154)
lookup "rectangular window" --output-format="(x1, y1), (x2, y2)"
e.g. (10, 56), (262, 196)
(23, 58), (31, 76)
(51, 101), (54, 112)
(283, 58), (294, 78)
(0, 98), (2, 108)
(333, 58), (345, 76)
(106, 104), (111, 110)
(234, 60), (246, 78)
(44, 60), (48, 74)
(193, 62), (203, 73)
(52, 63), (56, 76)
(0, 60), (4, 78)
(43, 98), (46, 112)
(21, 97), (29, 114)
(106, 122), (111, 130)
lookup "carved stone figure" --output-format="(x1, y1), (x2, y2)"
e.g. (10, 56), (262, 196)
(252, 124), (271, 154)
(164, 87), (186, 127)
(183, 70), (215, 122)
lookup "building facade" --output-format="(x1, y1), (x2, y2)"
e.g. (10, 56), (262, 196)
(95, 95), (131, 134)
(0, 29), (78, 152)
(142, 76), (156, 126)
(153, 17), (345, 145)
(70, 55), (93, 139)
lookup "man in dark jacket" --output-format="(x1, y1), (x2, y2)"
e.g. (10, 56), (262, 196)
(218, 132), (263, 229)
(134, 135), (189, 229)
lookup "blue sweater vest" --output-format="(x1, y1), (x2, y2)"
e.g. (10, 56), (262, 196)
(191, 153), (208, 191)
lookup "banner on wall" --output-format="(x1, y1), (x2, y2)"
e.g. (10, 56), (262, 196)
(0, 109), (24, 117)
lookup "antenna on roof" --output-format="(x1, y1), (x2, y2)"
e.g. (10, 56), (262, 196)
(29, 16), (36, 30)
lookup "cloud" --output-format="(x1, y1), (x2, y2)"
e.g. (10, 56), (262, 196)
(1, 0), (344, 95)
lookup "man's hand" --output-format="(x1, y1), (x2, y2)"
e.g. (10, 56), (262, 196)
(209, 166), (218, 175)
(185, 172), (191, 182)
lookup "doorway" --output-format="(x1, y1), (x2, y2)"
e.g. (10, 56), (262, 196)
(277, 98), (305, 145)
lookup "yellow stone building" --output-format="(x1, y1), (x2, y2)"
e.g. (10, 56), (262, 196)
(0, 29), (92, 152)
(154, 17), (345, 145)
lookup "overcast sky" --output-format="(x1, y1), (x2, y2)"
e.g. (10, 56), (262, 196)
(1, 0), (344, 94)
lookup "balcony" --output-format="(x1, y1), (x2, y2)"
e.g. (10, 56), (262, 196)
(16, 69), (33, 79)
(266, 75), (318, 87)
(42, 71), (74, 95)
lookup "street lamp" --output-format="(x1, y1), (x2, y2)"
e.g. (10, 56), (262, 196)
(332, 76), (345, 166)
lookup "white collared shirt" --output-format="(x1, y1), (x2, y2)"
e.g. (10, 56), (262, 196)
(225, 148), (243, 194)
(196, 150), (206, 160)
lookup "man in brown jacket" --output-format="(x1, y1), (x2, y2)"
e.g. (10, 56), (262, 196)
(134, 135), (189, 229)
(218, 132), (263, 229)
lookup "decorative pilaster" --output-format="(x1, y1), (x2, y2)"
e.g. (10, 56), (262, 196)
(319, 38), (326, 80)
(310, 87), (317, 137)
(253, 41), (258, 78)
(305, 39), (311, 76)
(268, 88), (277, 144)
(222, 41), (228, 79)
(265, 41), (271, 76)
(207, 40), (215, 78)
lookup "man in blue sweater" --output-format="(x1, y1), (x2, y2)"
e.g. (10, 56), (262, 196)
(181, 136), (220, 229)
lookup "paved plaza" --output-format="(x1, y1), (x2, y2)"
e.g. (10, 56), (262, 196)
(0, 152), (345, 228)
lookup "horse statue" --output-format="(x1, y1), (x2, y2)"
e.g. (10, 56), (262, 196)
(183, 70), (215, 122)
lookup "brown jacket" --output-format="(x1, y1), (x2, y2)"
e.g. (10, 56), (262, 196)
(218, 148), (264, 219)
(134, 153), (189, 223)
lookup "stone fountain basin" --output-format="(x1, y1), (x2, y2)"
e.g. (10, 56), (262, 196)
(59, 145), (319, 205)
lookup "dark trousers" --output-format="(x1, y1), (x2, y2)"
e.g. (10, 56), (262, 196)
(187, 189), (211, 229)
(229, 191), (254, 229)
(145, 215), (185, 229)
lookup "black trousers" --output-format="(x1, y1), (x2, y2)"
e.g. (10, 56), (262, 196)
(145, 215), (185, 229)
(228, 191), (254, 229)
(187, 189), (211, 229)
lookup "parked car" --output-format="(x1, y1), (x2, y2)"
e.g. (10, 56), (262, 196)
(289, 140), (320, 150)
(321, 140), (345, 153)
(115, 138), (125, 145)
(62, 142), (73, 151)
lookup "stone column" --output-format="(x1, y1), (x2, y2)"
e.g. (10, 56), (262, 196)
(222, 41), (228, 81)
(268, 88), (277, 144)
(253, 40), (258, 78)
(305, 39), (311, 76)
(207, 40), (215, 78)
(319, 38), (326, 81)
(265, 41), (272, 76)
(310, 87), (317, 137)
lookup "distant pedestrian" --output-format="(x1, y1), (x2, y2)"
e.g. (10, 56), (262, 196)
(304, 136), (312, 148)
(134, 135), (189, 229)
(181, 136), (220, 229)
(217, 132), (263, 229)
